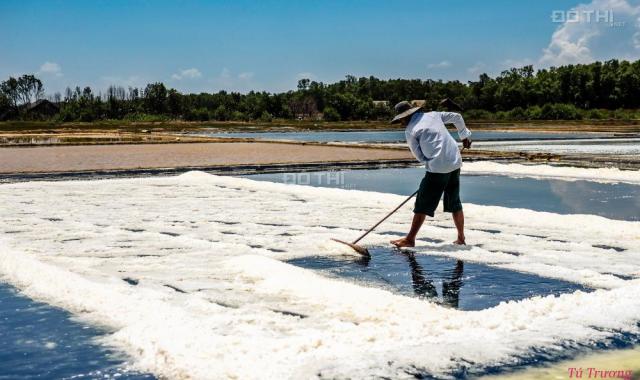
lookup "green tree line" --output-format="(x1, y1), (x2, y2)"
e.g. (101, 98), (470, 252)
(2, 59), (640, 122)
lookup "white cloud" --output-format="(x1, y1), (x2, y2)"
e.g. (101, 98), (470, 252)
(540, 0), (640, 66)
(238, 72), (254, 80)
(171, 68), (202, 80)
(427, 60), (451, 69)
(38, 61), (62, 77)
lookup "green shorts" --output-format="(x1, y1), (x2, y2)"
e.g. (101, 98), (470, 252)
(414, 168), (463, 217)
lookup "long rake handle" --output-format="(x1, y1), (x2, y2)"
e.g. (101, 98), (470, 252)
(352, 190), (419, 244)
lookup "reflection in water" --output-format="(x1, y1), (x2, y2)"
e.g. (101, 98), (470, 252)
(402, 252), (464, 308)
(247, 169), (640, 221)
(404, 251), (437, 299)
(354, 254), (371, 267)
(443, 260), (464, 308)
(288, 252), (588, 311)
(548, 180), (640, 221)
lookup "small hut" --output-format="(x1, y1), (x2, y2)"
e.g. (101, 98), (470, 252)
(25, 99), (60, 119)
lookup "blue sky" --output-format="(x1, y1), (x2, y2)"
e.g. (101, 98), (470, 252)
(1, 0), (639, 95)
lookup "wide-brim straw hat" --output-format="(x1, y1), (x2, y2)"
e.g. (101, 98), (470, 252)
(390, 101), (421, 124)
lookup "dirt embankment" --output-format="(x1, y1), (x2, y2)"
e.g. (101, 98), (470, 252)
(0, 142), (415, 175)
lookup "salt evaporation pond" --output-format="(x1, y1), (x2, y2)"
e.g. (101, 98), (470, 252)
(196, 130), (640, 158)
(196, 129), (617, 143)
(476, 138), (640, 155)
(247, 165), (640, 221)
(0, 163), (639, 379)
(287, 252), (589, 311)
(0, 283), (154, 379)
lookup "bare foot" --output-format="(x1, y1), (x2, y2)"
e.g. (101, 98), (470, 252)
(391, 237), (415, 248)
(453, 237), (466, 245)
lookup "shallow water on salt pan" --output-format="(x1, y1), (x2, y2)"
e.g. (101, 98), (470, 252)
(194, 130), (618, 143)
(0, 283), (154, 380)
(246, 167), (640, 221)
(287, 250), (589, 311)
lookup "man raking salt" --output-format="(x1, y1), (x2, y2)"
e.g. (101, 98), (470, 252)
(389, 101), (472, 248)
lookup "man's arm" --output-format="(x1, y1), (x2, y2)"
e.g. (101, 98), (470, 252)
(440, 112), (472, 148)
(406, 131), (428, 163)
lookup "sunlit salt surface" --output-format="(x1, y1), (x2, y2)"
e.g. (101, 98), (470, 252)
(194, 130), (618, 143)
(246, 167), (640, 221)
(0, 283), (154, 379)
(475, 138), (640, 155)
(0, 168), (639, 379)
(462, 161), (640, 184)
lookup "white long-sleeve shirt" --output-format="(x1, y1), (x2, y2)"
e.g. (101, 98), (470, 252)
(405, 111), (472, 173)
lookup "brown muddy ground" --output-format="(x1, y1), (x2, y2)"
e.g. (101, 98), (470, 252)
(1, 138), (637, 177)
(0, 142), (415, 174)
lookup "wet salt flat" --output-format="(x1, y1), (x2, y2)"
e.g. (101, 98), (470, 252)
(0, 283), (154, 380)
(197, 129), (618, 143)
(247, 166), (640, 221)
(287, 252), (589, 311)
(0, 165), (639, 379)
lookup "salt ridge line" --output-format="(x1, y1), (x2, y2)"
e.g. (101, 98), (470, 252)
(461, 161), (640, 184)
(0, 172), (639, 378)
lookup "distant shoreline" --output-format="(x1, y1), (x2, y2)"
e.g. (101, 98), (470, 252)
(2, 121), (639, 181)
